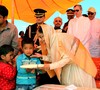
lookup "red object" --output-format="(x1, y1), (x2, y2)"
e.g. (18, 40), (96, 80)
(0, 62), (16, 90)
(92, 57), (100, 88)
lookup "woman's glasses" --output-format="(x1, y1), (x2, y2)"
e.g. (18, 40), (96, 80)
(88, 12), (94, 15)
(74, 10), (79, 12)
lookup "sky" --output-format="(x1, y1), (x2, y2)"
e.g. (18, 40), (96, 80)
(8, 0), (100, 36)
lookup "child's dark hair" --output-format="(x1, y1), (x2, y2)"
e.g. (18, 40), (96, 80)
(19, 31), (24, 35)
(0, 44), (14, 60)
(21, 38), (34, 47)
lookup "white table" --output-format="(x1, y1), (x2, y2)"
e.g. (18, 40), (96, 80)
(34, 84), (100, 90)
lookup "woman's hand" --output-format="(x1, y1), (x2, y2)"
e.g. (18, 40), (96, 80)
(43, 64), (50, 70)
(30, 53), (42, 58)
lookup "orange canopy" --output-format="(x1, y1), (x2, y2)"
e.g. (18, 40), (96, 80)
(0, 0), (82, 23)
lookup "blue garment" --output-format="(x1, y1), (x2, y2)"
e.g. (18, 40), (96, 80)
(16, 84), (36, 90)
(16, 53), (42, 85)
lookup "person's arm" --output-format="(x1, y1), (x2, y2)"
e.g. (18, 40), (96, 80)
(11, 26), (19, 57)
(44, 54), (71, 70)
(16, 56), (27, 73)
(36, 58), (43, 74)
(62, 23), (68, 32)
(44, 44), (72, 70)
(24, 26), (30, 38)
(30, 53), (51, 62)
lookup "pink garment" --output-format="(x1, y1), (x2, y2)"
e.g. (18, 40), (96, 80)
(67, 16), (91, 52)
(0, 62), (16, 90)
(89, 18), (100, 57)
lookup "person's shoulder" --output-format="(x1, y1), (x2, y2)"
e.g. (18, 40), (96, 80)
(27, 23), (37, 27)
(7, 22), (18, 32)
(31, 23), (37, 27)
(69, 18), (75, 23)
(7, 22), (17, 28)
(64, 21), (68, 24)
(81, 16), (90, 22)
(0, 62), (5, 67)
(7, 22), (15, 26)
(94, 18), (100, 22)
(41, 24), (54, 29)
(81, 16), (89, 19)
(0, 62), (10, 69)
(16, 54), (23, 59)
(26, 23), (37, 30)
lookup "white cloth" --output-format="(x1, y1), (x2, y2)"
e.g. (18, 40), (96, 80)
(89, 18), (100, 57)
(67, 16), (91, 52)
(61, 64), (96, 88)
(49, 33), (96, 88)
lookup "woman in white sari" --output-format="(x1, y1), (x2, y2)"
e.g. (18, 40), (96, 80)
(33, 25), (97, 88)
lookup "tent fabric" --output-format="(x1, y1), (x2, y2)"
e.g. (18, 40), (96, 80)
(0, 0), (82, 23)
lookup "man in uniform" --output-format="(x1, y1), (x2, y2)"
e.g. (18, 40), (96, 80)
(24, 8), (47, 46)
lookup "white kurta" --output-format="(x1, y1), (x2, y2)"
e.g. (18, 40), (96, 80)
(89, 18), (100, 57)
(67, 16), (91, 52)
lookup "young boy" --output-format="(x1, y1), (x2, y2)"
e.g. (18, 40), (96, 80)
(0, 45), (16, 90)
(16, 38), (42, 90)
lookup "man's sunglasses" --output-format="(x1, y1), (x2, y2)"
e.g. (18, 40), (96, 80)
(74, 10), (79, 12)
(36, 16), (43, 18)
(55, 20), (62, 22)
(88, 12), (94, 15)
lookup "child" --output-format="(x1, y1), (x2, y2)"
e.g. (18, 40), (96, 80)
(18, 31), (25, 54)
(0, 44), (16, 90)
(16, 38), (42, 90)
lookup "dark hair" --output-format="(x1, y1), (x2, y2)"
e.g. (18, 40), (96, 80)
(66, 9), (74, 12)
(0, 45), (14, 60)
(21, 38), (34, 47)
(19, 31), (24, 35)
(82, 14), (88, 17)
(0, 5), (8, 17)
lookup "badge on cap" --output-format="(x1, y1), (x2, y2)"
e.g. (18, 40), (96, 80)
(34, 8), (47, 17)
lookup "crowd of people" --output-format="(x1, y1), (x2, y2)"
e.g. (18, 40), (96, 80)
(0, 4), (100, 90)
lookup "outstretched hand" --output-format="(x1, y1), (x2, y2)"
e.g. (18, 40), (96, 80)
(30, 53), (42, 58)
